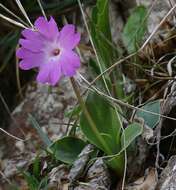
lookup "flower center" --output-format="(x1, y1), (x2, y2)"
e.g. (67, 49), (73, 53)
(52, 49), (60, 56)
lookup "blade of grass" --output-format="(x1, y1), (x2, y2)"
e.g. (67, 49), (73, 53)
(14, 0), (34, 28)
(0, 3), (29, 27)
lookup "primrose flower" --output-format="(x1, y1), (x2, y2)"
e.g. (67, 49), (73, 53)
(16, 16), (81, 86)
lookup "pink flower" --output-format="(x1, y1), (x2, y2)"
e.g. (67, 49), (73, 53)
(16, 16), (81, 86)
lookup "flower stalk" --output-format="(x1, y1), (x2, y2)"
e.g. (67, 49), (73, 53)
(70, 77), (111, 154)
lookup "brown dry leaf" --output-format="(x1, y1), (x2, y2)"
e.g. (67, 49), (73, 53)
(125, 168), (158, 190)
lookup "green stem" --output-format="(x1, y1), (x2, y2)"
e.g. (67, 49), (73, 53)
(70, 77), (111, 154)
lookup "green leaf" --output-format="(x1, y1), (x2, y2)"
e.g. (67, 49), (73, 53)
(122, 6), (147, 53)
(28, 114), (52, 147)
(96, 0), (112, 42)
(88, 58), (101, 75)
(32, 156), (40, 179)
(80, 92), (124, 175)
(121, 122), (143, 150)
(106, 152), (124, 175)
(38, 176), (48, 190)
(80, 93), (121, 153)
(80, 92), (122, 154)
(49, 136), (86, 164)
(23, 171), (39, 190)
(90, 0), (124, 97)
(136, 100), (161, 128)
(90, 0), (115, 69)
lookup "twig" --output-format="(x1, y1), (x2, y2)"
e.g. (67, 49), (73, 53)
(0, 127), (24, 141)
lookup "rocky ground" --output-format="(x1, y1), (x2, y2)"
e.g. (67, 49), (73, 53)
(1, 0), (176, 189)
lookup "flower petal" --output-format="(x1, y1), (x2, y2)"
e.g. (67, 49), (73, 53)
(59, 24), (80, 50)
(48, 17), (59, 37)
(34, 16), (59, 40)
(59, 50), (80, 76)
(22, 29), (44, 41)
(18, 52), (44, 70)
(19, 60), (38, 70)
(16, 48), (42, 58)
(37, 61), (62, 85)
(19, 39), (44, 52)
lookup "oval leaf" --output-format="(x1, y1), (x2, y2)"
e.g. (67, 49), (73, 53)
(122, 6), (147, 53)
(49, 137), (86, 164)
(121, 122), (143, 150)
(136, 100), (160, 129)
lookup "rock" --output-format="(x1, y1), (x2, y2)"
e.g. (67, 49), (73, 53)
(126, 167), (158, 190)
(1, 152), (35, 178)
(86, 158), (111, 189)
(1, 77), (83, 189)
(7, 78), (79, 144)
(110, 0), (137, 44)
(48, 164), (69, 189)
(68, 144), (95, 184)
(73, 158), (111, 190)
(157, 155), (176, 190)
(109, 1), (124, 44)
(136, 0), (171, 33)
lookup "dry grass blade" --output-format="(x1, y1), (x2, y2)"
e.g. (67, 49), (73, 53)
(0, 3), (29, 27)
(0, 92), (25, 137)
(0, 13), (27, 28)
(37, 0), (47, 20)
(14, 0), (34, 28)
(0, 170), (12, 185)
(167, 55), (176, 76)
(16, 45), (23, 99)
(78, 73), (176, 122)
(140, 3), (176, 50)
(0, 127), (24, 141)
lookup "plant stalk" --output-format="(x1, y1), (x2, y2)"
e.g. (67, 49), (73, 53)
(70, 77), (111, 154)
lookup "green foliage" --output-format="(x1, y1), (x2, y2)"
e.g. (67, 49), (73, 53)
(88, 58), (101, 75)
(80, 92), (122, 153)
(49, 136), (86, 164)
(0, 0), (153, 182)
(23, 171), (48, 190)
(80, 92), (143, 175)
(80, 92), (124, 174)
(136, 100), (161, 128)
(122, 6), (148, 53)
(89, 0), (125, 100)
(90, 0), (115, 69)
(32, 156), (40, 179)
(121, 122), (143, 149)
(21, 156), (49, 190)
